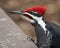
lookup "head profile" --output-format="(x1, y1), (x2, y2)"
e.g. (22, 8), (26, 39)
(9, 6), (46, 23)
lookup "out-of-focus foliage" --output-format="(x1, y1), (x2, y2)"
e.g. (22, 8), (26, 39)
(0, 0), (60, 42)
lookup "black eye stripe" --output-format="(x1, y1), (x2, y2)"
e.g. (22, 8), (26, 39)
(28, 11), (41, 17)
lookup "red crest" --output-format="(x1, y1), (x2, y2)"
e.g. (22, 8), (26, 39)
(24, 6), (46, 16)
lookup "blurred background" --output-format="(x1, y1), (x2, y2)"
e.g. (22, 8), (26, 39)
(0, 0), (60, 42)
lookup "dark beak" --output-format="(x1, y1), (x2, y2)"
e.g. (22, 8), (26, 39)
(9, 10), (35, 23)
(9, 10), (33, 19)
(9, 10), (24, 15)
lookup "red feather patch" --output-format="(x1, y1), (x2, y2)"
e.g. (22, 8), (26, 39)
(24, 6), (46, 16)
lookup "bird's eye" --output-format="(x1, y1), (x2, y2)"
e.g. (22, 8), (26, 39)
(28, 11), (41, 17)
(34, 12), (38, 14)
(28, 11), (33, 13)
(29, 11), (38, 14)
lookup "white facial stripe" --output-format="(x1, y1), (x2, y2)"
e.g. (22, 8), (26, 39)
(24, 12), (36, 19)
(24, 12), (47, 31)
(20, 15), (35, 23)
(24, 12), (51, 37)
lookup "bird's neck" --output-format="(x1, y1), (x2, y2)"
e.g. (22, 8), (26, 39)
(32, 16), (47, 33)
(36, 17), (47, 31)
(38, 19), (47, 31)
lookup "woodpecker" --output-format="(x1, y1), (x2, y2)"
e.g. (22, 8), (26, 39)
(9, 6), (60, 48)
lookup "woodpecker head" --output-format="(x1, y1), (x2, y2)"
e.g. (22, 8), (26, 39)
(9, 6), (46, 23)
